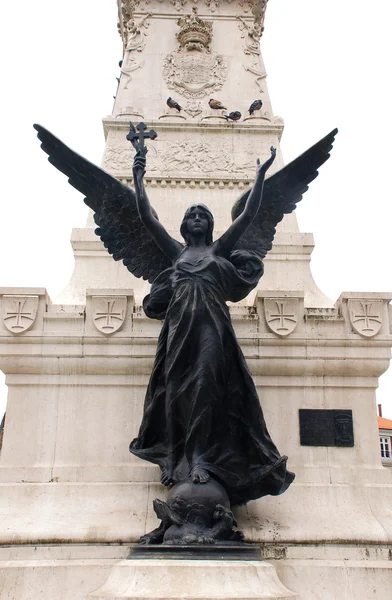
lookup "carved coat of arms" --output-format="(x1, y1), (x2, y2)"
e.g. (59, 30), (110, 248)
(163, 8), (227, 100)
(348, 299), (383, 337)
(163, 51), (227, 99)
(2, 295), (39, 334)
(264, 298), (299, 337)
(92, 296), (127, 335)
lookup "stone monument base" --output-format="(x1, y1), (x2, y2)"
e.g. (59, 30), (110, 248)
(87, 546), (296, 600)
(1, 543), (391, 599)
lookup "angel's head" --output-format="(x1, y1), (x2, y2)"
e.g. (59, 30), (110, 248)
(180, 204), (214, 246)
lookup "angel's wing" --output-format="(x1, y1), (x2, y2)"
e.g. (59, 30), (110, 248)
(34, 124), (171, 282)
(231, 128), (338, 259)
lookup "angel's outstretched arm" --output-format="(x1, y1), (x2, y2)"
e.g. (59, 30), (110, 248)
(215, 147), (276, 255)
(133, 150), (182, 261)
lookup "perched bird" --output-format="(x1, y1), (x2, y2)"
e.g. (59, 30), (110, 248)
(224, 111), (242, 122)
(248, 99), (263, 115)
(167, 97), (182, 112)
(209, 98), (227, 110)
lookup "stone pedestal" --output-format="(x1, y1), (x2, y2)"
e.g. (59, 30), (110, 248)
(87, 558), (297, 600)
(1, 1), (392, 598)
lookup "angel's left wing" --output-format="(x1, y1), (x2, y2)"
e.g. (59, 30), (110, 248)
(231, 128), (338, 258)
(34, 124), (172, 282)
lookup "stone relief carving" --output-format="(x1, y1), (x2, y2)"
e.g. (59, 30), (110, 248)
(163, 7), (227, 99)
(125, 13), (151, 50)
(237, 16), (266, 94)
(103, 135), (134, 171)
(177, 8), (213, 52)
(348, 300), (383, 338)
(305, 307), (341, 321)
(146, 139), (256, 174)
(237, 16), (263, 54)
(118, 1), (151, 50)
(163, 52), (227, 99)
(204, 0), (220, 13)
(2, 295), (39, 334)
(120, 13), (151, 89)
(183, 100), (203, 118)
(264, 298), (299, 336)
(118, 0), (269, 45)
(92, 296), (127, 335)
(171, 0), (187, 11)
(103, 135), (257, 176)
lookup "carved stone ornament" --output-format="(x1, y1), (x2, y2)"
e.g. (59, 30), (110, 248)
(163, 51), (227, 99)
(146, 138), (256, 174)
(92, 296), (127, 335)
(117, 0), (269, 41)
(264, 298), (299, 337)
(348, 299), (383, 338)
(120, 13), (151, 89)
(183, 100), (203, 118)
(2, 295), (39, 334)
(102, 133), (258, 175)
(163, 7), (227, 99)
(177, 8), (213, 52)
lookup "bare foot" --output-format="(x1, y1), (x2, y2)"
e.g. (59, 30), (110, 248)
(161, 466), (173, 486)
(190, 465), (210, 484)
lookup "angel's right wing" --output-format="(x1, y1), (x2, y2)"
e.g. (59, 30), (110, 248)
(34, 124), (171, 282)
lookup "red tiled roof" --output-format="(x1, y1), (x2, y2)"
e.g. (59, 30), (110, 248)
(378, 416), (392, 430)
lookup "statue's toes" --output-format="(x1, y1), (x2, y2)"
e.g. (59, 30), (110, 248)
(161, 475), (173, 486)
(199, 471), (210, 483)
(190, 466), (210, 484)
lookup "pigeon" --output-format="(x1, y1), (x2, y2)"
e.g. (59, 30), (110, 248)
(209, 98), (227, 110)
(248, 99), (263, 115)
(167, 97), (182, 112)
(224, 111), (242, 122)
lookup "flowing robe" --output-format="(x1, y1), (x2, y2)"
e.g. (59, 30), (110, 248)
(129, 249), (294, 506)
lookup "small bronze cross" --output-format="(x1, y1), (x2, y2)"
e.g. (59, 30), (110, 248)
(126, 121), (158, 152)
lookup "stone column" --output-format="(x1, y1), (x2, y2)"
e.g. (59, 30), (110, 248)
(58, 0), (327, 307)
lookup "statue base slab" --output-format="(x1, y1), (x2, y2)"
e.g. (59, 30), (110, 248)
(87, 557), (297, 600)
(1, 543), (392, 599)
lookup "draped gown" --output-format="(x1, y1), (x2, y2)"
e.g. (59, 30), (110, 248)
(129, 248), (295, 506)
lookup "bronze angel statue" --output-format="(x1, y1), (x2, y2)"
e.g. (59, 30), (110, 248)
(34, 123), (337, 509)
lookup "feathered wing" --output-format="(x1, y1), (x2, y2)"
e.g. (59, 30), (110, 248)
(231, 128), (338, 258)
(33, 124), (172, 282)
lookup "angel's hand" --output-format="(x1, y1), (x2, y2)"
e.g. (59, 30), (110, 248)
(256, 146), (276, 176)
(133, 148), (148, 182)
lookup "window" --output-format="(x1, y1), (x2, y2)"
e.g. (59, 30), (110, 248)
(380, 436), (391, 459)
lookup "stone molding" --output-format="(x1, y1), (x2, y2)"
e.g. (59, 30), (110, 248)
(1, 289), (390, 343)
(103, 115), (284, 136)
(1, 290), (392, 379)
(124, 177), (253, 189)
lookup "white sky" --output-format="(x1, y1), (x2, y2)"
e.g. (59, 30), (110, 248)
(1, 0), (392, 418)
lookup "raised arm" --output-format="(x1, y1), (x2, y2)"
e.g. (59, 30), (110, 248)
(215, 147), (276, 255)
(133, 149), (182, 261)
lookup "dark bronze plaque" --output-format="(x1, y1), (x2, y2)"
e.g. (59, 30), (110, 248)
(299, 409), (354, 447)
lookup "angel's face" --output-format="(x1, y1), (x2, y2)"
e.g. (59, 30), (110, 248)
(186, 208), (209, 237)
